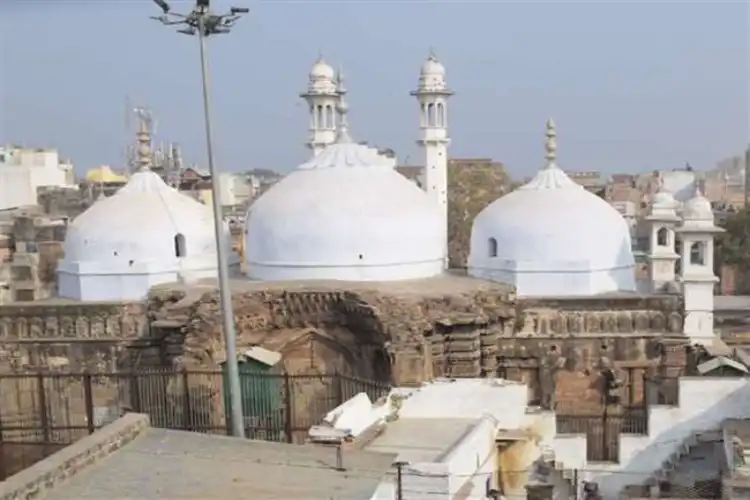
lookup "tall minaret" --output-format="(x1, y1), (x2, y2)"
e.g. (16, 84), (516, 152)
(411, 52), (453, 264)
(646, 176), (680, 292)
(678, 183), (725, 345)
(134, 108), (153, 171)
(300, 57), (339, 157)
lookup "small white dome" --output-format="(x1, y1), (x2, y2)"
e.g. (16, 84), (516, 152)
(420, 54), (445, 77)
(58, 170), (229, 301)
(467, 120), (635, 297)
(683, 190), (713, 221)
(310, 58), (335, 81)
(244, 141), (444, 282)
(652, 189), (677, 209)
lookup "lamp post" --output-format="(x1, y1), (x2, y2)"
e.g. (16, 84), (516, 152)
(150, 0), (248, 438)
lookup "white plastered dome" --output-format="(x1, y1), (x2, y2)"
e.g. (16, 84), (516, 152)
(244, 115), (444, 281)
(310, 58), (335, 81)
(682, 188), (713, 222)
(57, 169), (229, 301)
(418, 53), (447, 91)
(467, 120), (636, 297)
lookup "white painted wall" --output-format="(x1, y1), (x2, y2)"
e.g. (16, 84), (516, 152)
(553, 377), (750, 498)
(0, 147), (73, 210)
(323, 379), (554, 500)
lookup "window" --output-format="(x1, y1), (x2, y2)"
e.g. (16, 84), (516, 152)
(325, 105), (334, 129)
(656, 227), (668, 246)
(690, 242), (705, 265)
(174, 233), (187, 258)
(488, 238), (498, 258)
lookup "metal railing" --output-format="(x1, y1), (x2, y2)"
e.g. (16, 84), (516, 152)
(0, 368), (390, 479)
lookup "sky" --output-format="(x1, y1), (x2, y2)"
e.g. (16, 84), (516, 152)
(0, 0), (748, 179)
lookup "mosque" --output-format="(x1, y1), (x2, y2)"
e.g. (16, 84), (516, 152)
(55, 53), (722, 349)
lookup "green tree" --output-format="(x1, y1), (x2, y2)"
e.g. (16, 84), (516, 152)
(716, 208), (750, 265)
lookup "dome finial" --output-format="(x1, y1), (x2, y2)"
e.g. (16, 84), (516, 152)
(544, 118), (557, 168)
(134, 107), (153, 172)
(335, 67), (352, 143)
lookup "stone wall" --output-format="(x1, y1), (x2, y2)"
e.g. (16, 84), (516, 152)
(0, 301), (147, 371)
(145, 283), (517, 387)
(500, 294), (688, 412)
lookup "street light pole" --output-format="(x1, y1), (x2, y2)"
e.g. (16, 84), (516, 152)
(151, 0), (249, 438)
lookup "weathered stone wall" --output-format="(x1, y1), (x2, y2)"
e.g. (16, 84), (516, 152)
(145, 282), (517, 387)
(500, 294), (688, 413)
(0, 301), (148, 372)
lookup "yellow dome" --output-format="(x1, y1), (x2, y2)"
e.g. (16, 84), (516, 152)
(86, 165), (128, 184)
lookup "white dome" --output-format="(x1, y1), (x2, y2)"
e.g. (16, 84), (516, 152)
(310, 58), (335, 81)
(417, 54), (447, 91)
(58, 169), (228, 301)
(420, 54), (445, 77)
(683, 191), (713, 221)
(467, 164), (636, 297)
(652, 189), (677, 209)
(244, 140), (444, 282)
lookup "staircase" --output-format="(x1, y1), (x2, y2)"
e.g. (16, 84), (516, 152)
(539, 444), (578, 495)
(619, 429), (723, 499)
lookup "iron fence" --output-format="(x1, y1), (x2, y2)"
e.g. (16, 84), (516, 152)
(0, 369), (390, 479)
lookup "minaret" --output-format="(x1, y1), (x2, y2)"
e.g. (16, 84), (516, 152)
(300, 56), (339, 157)
(411, 52), (453, 265)
(677, 183), (724, 345)
(334, 69), (351, 143)
(134, 109), (153, 171)
(646, 176), (680, 292)
(544, 118), (557, 168)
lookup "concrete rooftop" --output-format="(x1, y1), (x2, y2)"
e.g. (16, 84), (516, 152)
(44, 428), (397, 500)
(363, 417), (478, 463)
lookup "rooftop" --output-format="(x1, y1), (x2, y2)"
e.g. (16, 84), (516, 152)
(363, 417), (478, 462)
(152, 270), (515, 300)
(38, 423), (396, 500)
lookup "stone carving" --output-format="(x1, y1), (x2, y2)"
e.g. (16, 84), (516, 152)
(585, 313), (601, 333)
(617, 313), (633, 333)
(667, 312), (683, 333)
(567, 313), (584, 334)
(633, 312), (650, 332)
(649, 312), (666, 331)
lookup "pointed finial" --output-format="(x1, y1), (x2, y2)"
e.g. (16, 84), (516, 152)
(335, 68), (351, 143)
(428, 47), (438, 61)
(134, 108), (153, 171)
(544, 118), (557, 168)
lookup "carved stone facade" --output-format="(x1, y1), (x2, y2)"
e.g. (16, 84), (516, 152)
(0, 280), (690, 417)
(145, 278), (517, 386)
(0, 301), (147, 371)
(499, 295), (688, 412)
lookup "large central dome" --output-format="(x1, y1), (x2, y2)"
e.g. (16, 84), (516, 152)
(244, 86), (444, 282)
(467, 119), (636, 297)
(245, 141), (444, 281)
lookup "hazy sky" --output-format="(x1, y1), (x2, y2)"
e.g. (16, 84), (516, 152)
(0, 0), (748, 178)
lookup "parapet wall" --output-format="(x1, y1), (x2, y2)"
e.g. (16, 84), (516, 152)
(0, 413), (150, 500)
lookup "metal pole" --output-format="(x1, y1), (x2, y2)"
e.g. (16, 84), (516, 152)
(197, 13), (244, 438)
(394, 461), (406, 500)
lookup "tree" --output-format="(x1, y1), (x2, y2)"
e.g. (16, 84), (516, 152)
(715, 207), (750, 268)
